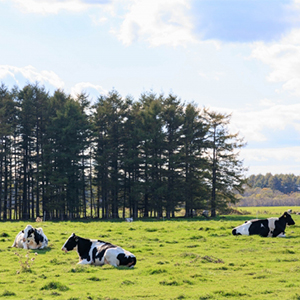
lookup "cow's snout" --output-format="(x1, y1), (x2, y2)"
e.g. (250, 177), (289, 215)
(61, 247), (68, 253)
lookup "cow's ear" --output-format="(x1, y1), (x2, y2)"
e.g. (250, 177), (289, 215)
(72, 233), (78, 242)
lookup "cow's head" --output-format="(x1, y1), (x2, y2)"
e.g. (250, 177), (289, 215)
(282, 212), (295, 226)
(22, 224), (34, 242)
(61, 233), (78, 253)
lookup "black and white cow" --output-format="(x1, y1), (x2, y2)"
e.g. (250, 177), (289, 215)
(232, 212), (295, 237)
(12, 225), (48, 249)
(61, 233), (136, 268)
(12, 224), (34, 249)
(26, 227), (48, 249)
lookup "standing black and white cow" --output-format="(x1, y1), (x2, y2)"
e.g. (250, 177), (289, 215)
(61, 233), (136, 268)
(232, 212), (295, 237)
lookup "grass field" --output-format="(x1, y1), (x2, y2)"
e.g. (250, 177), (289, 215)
(1, 207), (300, 300)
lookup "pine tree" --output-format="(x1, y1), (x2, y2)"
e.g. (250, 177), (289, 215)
(180, 103), (208, 217)
(204, 109), (247, 217)
(0, 84), (17, 219)
(138, 93), (165, 218)
(162, 94), (184, 218)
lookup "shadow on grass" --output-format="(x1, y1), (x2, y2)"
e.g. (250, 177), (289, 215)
(29, 247), (52, 254)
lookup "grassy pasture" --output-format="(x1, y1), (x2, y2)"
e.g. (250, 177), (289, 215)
(1, 207), (300, 300)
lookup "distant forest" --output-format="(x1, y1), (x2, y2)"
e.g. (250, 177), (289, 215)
(0, 83), (246, 221)
(238, 173), (300, 207)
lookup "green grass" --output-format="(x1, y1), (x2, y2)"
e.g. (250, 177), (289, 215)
(1, 207), (300, 299)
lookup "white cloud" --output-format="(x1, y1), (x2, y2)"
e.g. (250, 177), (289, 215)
(213, 102), (300, 143)
(251, 28), (300, 96)
(70, 82), (107, 100)
(0, 65), (64, 89)
(242, 146), (300, 163)
(241, 146), (300, 175)
(198, 71), (224, 81)
(112, 0), (196, 47)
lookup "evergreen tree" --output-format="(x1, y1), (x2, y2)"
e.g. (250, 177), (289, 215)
(0, 84), (17, 219)
(139, 93), (165, 218)
(162, 95), (184, 218)
(180, 103), (208, 217)
(93, 90), (129, 218)
(17, 84), (38, 219)
(121, 99), (141, 218)
(204, 109), (247, 217)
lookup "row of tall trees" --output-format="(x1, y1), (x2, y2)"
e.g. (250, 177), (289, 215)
(0, 83), (246, 220)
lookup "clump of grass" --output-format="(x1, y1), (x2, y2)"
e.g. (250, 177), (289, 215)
(149, 268), (167, 275)
(121, 280), (135, 285)
(14, 251), (38, 274)
(2, 290), (16, 296)
(145, 228), (158, 232)
(160, 280), (180, 286)
(88, 276), (100, 281)
(69, 266), (88, 273)
(41, 281), (69, 292)
(50, 258), (65, 265)
(202, 255), (224, 264)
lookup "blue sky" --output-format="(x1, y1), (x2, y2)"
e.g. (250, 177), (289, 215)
(1, 0), (300, 176)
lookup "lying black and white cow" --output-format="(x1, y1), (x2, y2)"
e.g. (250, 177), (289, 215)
(12, 225), (48, 249)
(61, 233), (136, 268)
(232, 212), (295, 237)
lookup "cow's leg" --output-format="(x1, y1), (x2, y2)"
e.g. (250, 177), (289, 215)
(273, 226), (285, 237)
(11, 239), (17, 247)
(258, 226), (269, 237)
(276, 233), (286, 237)
(77, 259), (91, 265)
(104, 250), (119, 267)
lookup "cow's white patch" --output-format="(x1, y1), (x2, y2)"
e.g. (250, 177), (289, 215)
(233, 221), (252, 235)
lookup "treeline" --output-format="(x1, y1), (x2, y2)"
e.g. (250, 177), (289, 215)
(0, 83), (246, 220)
(247, 173), (300, 194)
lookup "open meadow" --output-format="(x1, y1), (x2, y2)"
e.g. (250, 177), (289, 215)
(1, 207), (300, 300)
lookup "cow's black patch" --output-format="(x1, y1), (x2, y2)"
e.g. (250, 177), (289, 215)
(77, 237), (93, 261)
(33, 229), (44, 244)
(27, 228), (44, 244)
(117, 253), (136, 267)
(248, 220), (269, 237)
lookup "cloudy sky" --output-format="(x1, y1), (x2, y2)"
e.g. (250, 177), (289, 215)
(1, 0), (300, 176)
